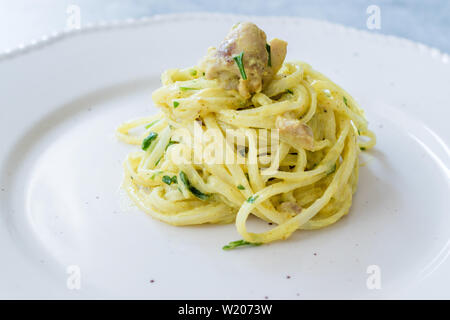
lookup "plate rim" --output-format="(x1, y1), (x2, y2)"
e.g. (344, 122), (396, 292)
(0, 12), (449, 65)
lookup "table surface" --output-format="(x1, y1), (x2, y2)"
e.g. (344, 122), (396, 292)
(0, 0), (449, 54)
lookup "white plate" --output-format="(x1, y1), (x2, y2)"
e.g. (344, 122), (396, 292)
(0, 13), (449, 299)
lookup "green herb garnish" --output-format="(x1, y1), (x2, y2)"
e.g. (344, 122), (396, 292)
(145, 120), (159, 129)
(223, 240), (262, 250)
(141, 132), (158, 151)
(162, 175), (172, 185)
(165, 139), (179, 150)
(155, 156), (162, 166)
(179, 171), (210, 201)
(180, 87), (199, 91)
(162, 175), (178, 185)
(265, 44), (272, 67)
(247, 195), (259, 203)
(233, 51), (247, 80)
(286, 89), (294, 94)
(237, 184), (245, 190)
(173, 101), (180, 108)
(360, 147), (366, 151)
(343, 96), (349, 107)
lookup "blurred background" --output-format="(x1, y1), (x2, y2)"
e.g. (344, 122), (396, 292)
(0, 0), (449, 53)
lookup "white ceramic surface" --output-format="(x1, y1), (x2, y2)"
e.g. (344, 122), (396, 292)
(0, 13), (449, 299)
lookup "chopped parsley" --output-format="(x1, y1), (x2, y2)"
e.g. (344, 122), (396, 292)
(286, 89), (294, 94)
(141, 132), (158, 151)
(237, 184), (245, 190)
(233, 51), (247, 80)
(173, 101), (180, 108)
(165, 139), (179, 150)
(265, 43), (272, 67)
(343, 96), (349, 107)
(179, 171), (210, 201)
(145, 120), (159, 129)
(162, 175), (171, 185)
(155, 156), (162, 167)
(162, 175), (178, 185)
(180, 86), (199, 91)
(360, 147), (366, 151)
(247, 195), (259, 203)
(223, 239), (262, 250)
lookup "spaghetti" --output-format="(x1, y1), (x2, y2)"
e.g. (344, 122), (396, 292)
(116, 22), (376, 247)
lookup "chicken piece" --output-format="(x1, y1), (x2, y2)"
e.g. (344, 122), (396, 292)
(279, 201), (303, 215)
(262, 38), (287, 85)
(199, 22), (287, 99)
(276, 116), (315, 150)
